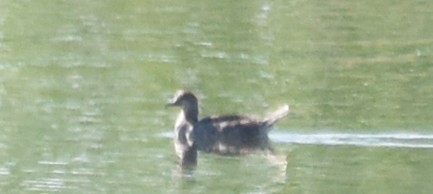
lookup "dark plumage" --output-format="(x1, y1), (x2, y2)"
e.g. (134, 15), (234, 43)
(166, 90), (289, 169)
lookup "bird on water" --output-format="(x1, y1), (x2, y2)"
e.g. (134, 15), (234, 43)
(166, 90), (289, 169)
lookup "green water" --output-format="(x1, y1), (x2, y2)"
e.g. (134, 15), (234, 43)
(1, 0), (433, 193)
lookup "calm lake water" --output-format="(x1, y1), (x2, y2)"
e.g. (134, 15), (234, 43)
(1, 0), (433, 193)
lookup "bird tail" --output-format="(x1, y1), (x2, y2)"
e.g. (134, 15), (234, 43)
(263, 104), (289, 127)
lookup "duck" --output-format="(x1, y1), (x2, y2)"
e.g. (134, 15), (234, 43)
(166, 90), (289, 169)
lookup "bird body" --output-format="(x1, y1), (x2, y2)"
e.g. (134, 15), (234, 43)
(166, 90), (289, 169)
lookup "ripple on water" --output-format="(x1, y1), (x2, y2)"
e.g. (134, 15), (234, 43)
(0, 167), (10, 175)
(21, 178), (67, 192)
(160, 130), (433, 149)
(270, 131), (433, 149)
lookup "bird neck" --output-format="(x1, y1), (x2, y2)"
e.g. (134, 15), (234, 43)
(182, 104), (198, 124)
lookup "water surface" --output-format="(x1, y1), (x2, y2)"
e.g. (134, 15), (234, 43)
(1, 0), (433, 193)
